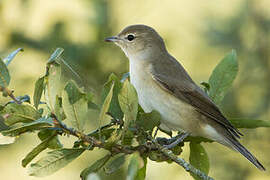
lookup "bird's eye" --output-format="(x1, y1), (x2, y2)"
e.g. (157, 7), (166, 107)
(127, 34), (135, 41)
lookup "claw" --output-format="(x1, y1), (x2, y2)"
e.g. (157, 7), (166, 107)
(162, 132), (190, 149)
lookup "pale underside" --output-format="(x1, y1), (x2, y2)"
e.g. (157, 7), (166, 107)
(114, 24), (264, 170)
(129, 59), (227, 145)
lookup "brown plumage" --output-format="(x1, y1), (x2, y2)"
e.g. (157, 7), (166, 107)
(105, 24), (265, 170)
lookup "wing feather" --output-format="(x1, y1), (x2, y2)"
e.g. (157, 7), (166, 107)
(151, 67), (242, 138)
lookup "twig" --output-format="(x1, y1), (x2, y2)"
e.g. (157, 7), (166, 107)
(0, 86), (21, 104)
(51, 113), (102, 146)
(51, 113), (214, 180)
(149, 136), (214, 180)
(51, 113), (139, 154)
(87, 122), (114, 136)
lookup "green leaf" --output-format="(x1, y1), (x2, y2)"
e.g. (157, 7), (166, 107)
(209, 50), (238, 105)
(0, 59), (10, 87)
(64, 80), (85, 104)
(0, 116), (12, 144)
(1, 117), (53, 137)
(3, 48), (24, 66)
(80, 154), (111, 180)
(0, 105), (4, 111)
(38, 129), (62, 149)
(127, 153), (145, 180)
(189, 142), (210, 180)
(127, 155), (139, 180)
(200, 82), (210, 94)
(118, 80), (138, 128)
(47, 48), (64, 64)
(99, 82), (114, 127)
(22, 133), (57, 167)
(136, 110), (161, 131)
(88, 128), (115, 141)
(104, 153), (126, 174)
(229, 118), (270, 129)
(1, 103), (41, 126)
(121, 129), (134, 146)
(28, 148), (85, 177)
(101, 73), (123, 120)
(105, 128), (122, 148)
(62, 80), (88, 131)
(44, 63), (62, 110)
(135, 156), (147, 180)
(33, 76), (45, 109)
(0, 116), (9, 131)
(86, 92), (99, 110)
(88, 101), (100, 110)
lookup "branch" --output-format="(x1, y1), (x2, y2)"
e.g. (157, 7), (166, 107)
(51, 113), (140, 154)
(51, 113), (102, 146)
(0, 86), (21, 104)
(51, 113), (213, 180)
(149, 136), (214, 180)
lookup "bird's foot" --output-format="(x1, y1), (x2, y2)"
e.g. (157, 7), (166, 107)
(156, 132), (190, 149)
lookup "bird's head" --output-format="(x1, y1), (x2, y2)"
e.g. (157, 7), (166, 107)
(105, 24), (166, 59)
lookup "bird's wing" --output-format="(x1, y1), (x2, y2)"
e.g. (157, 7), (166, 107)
(151, 66), (242, 138)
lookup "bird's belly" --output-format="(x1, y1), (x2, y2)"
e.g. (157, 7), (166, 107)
(130, 72), (198, 133)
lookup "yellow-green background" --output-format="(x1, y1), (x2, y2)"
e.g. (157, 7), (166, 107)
(0, 0), (270, 179)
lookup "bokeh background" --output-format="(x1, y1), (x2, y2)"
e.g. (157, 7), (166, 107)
(1, 0), (270, 179)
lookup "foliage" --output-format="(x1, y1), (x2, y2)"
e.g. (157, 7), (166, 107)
(189, 142), (209, 180)
(208, 50), (238, 106)
(204, 0), (270, 120)
(0, 48), (269, 180)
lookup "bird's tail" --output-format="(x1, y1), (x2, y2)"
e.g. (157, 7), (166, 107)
(225, 135), (265, 171)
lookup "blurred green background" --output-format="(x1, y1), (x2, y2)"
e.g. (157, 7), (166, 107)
(0, 0), (270, 179)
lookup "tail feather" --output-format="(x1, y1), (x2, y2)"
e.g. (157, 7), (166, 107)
(226, 136), (265, 171)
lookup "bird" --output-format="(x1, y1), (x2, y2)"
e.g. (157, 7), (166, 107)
(105, 24), (265, 170)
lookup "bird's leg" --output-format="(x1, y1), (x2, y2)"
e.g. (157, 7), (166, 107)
(162, 132), (190, 149)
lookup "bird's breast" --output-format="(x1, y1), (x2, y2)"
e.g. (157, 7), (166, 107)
(129, 60), (197, 132)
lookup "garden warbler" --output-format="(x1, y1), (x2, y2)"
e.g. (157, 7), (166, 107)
(105, 24), (265, 170)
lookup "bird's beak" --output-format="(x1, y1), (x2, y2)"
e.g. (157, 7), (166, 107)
(105, 36), (119, 42)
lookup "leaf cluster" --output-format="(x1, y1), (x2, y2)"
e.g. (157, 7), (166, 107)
(0, 48), (269, 180)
